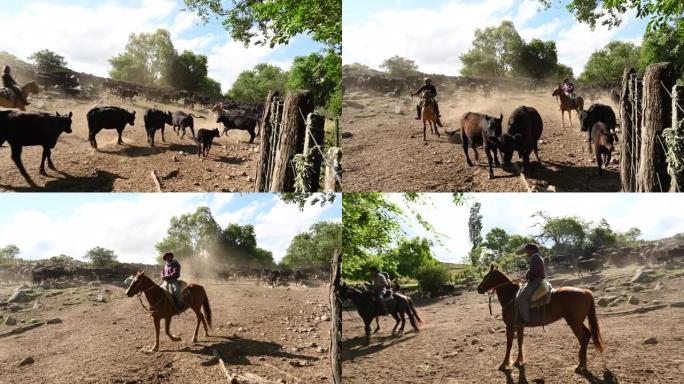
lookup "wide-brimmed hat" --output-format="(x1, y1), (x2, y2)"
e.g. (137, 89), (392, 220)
(516, 243), (539, 254)
(162, 252), (174, 260)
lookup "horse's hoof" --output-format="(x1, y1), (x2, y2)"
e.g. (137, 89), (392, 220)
(498, 364), (511, 372)
(575, 366), (588, 374)
(513, 361), (525, 369)
(191, 337), (198, 343)
(39, 169), (47, 176)
(172, 336), (181, 342)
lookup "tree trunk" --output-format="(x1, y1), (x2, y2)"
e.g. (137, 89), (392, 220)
(669, 85), (684, 192)
(269, 91), (314, 192)
(255, 90), (280, 192)
(324, 147), (342, 192)
(329, 249), (342, 384)
(620, 68), (636, 192)
(636, 62), (676, 192)
(303, 113), (326, 192)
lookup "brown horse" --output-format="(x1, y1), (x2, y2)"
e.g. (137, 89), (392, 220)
(420, 91), (440, 142)
(476, 265), (604, 374)
(552, 84), (584, 128)
(0, 82), (40, 111)
(125, 271), (212, 352)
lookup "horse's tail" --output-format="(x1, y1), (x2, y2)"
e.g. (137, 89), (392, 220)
(587, 292), (604, 353)
(202, 290), (212, 328)
(407, 297), (423, 326)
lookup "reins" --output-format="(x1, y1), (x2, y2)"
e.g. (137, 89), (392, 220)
(135, 279), (167, 315)
(487, 280), (517, 316)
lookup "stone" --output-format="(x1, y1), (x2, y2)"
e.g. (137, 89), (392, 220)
(47, 318), (62, 324)
(18, 356), (34, 366)
(8, 289), (32, 303)
(643, 337), (657, 345)
(628, 296), (640, 305)
(94, 294), (105, 302)
(670, 301), (684, 308)
(597, 296), (616, 307)
(471, 338), (480, 345)
(5, 316), (17, 326)
(631, 267), (654, 284)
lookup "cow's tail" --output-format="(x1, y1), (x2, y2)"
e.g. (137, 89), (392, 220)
(587, 291), (604, 353)
(188, 114), (205, 119)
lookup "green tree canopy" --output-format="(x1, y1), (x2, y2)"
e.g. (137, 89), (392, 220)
(227, 63), (288, 102)
(640, 18), (684, 77)
(49, 254), (80, 266)
(533, 212), (588, 253)
(155, 206), (222, 263)
(28, 49), (69, 73)
(109, 29), (177, 86)
(287, 52), (341, 115)
(343, 63), (382, 77)
(379, 56), (420, 77)
(384, 237), (436, 279)
(0, 244), (20, 264)
(579, 41), (642, 82)
(460, 21), (524, 77)
(214, 223), (274, 267)
(281, 221), (342, 268)
(588, 219), (618, 250)
(516, 39), (558, 79)
(169, 50), (222, 99)
(84, 247), (119, 268)
(468, 202), (483, 266)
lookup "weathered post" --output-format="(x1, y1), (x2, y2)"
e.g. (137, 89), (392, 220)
(620, 68), (636, 192)
(269, 91), (314, 192)
(329, 249), (342, 384)
(324, 147), (342, 192)
(301, 113), (326, 191)
(667, 84), (684, 192)
(636, 62), (676, 192)
(254, 90), (280, 192)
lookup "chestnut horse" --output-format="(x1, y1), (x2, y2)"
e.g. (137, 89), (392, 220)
(125, 271), (212, 352)
(0, 82), (40, 111)
(552, 84), (584, 128)
(419, 91), (440, 142)
(476, 265), (604, 374)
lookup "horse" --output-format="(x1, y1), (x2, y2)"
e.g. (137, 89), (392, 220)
(338, 283), (423, 344)
(552, 84), (584, 128)
(419, 91), (440, 142)
(476, 265), (604, 374)
(125, 271), (212, 352)
(0, 82), (40, 111)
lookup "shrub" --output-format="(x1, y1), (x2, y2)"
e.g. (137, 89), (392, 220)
(416, 263), (450, 297)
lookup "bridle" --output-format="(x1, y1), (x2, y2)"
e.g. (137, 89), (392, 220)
(132, 277), (166, 314)
(481, 271), (520, 316)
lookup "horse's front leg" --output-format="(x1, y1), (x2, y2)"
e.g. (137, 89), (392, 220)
(165, 317), (181, 342)
(364, 318), (372, 345)
(391, 312), (400, 335)
(149, 317), (161, 352)
(373, 316), (380, 333)
(499, 326), (514, 372)
(514, 326), (525, 368)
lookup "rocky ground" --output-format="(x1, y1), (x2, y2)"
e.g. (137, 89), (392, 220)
(341, 262), (684, 384)
(0, 279), (332, 384)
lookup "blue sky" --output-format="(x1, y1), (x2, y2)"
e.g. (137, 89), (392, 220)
(343, 0), (648, 77)
(0, 193), (341, 264)
(388, 193), (684, 263)
(0, 0), (324, 92)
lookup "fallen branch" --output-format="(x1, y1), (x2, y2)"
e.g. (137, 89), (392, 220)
(0, 321), (45, 338)
(513, 164), (533, 192)
(212, 349), (278, 384)
(213, 348), (231, 382)
(601, 304), (668, 317)
(256, 362), (301, 383)
(150, 170), (162, 192)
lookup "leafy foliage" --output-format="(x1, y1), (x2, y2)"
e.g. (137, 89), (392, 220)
(155, 207), (222, 262)
(0, 244), (20, 264)
(170, 50), (223, 99)
(84, 247), (119, 268)
(28, 50), (68, 73)
(415, 263), (450, 297)
(287, 51), (341, 115)
(214, 223), (275, 267)
(280, 192), (337, 211)
(640, 18), (684, 77)
(379, 56), (420, 77)
(109, 29), (176, 86)
(580, 41), (642, 82)
(468, 202), (483, 266)
(226, 63), (288, 103)
(342, 63), (383, 77)
(281, 222), (342, 268)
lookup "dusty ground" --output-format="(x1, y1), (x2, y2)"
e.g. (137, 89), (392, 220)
(341, 264), (684, 384)
(0, 279), (332, 384)
(342, 89), (622, 192)
(0, 92), (258, 192)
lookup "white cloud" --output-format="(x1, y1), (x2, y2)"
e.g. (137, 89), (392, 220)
(514, 0), (539, 26)
(206, 39), (283, 93)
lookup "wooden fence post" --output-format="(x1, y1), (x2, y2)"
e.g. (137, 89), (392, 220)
(269, 91), (314, 192)
(324, 148), (342, 192)
(329, 249), (342, 384)
(636, 62), (676, 192)
(302, 113), (326, 191)
(255, 90), (279, 192)
(668, 84), (684, 192)
(620, 68), (636, 192)
(334, 118), (340, 148)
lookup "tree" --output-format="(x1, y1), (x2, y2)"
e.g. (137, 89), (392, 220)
(516, 39), (559, 79)
(617, 227), (642, 246)
(385, 237), (436, 279)
(554, 63), (575, 80)
(28, 50), (68, 73)
(214, 223), (274, 267)
(0, 244), (20, 264)
(588, 219), (618, 249)
(169, 50), (221, 99)
(415, 263), (450, 297)
(109, 29), (177, 86)
(533, 212), (587, 254)
(468, 202), (483, 266)
(379, 56), (420, 77)
(155, 207), (221, 262)
(640, 18), (684, 78)
(343, 63), (382, 77)
(482, 228), (510, 264)
(84, 247), (119, 268)
(282, 221), (342, 268)
(184, 0), (341, 53)
(288, 52), (340, 114)
(280, 192), (337, 211)
(49, 254), (80, 266)
(580, 41), (641, 82)
(460, 21), (524, 77)
(226, 63), (288, 102)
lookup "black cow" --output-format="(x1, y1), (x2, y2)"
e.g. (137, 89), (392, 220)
(172, 111), (205, 139)
(118, 88), (137, 101)
(499, 106), (543, 175)
(0, 111), (73, 181)
(196, 128), (220, 158)
(86, 106), (136, 148)
(217, 115), (259, 143)
(577, 257), (603, 277)
(143, 109), (173, 147)
(591, 121), (617, 175)
(459, 112), (503, 179)
(580, 103), (617, 150)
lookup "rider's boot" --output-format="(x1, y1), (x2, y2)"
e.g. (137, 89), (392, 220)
(415, 105), (421, 120)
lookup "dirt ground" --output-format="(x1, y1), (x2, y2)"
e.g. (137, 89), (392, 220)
(0, 278), (332, 384)
(0, 92), (259, 192)
(342, 89), (622, 192)
(341, 264), (684, 384)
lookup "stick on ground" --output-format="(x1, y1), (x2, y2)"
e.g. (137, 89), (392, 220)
(150, 170), (162, 192)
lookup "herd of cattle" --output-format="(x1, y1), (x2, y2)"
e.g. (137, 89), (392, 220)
(214, 266), (330, 286)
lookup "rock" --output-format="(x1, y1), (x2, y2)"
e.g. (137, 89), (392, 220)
(240, 171), (248, 177)
(631, 284), (645, 292)
(5, 316), (17, 326)
(631, 267), (655, 284)
(8, 288), (32, 303)
(94, 294), (106, 303)
(47, 318), (62, 324)
(319, 314), (329, 321)
(18, 356), (34, 366)
(643, 337), (658, 345)
(86, 281), (101, 286)
(32, 301), (42, 310)
(628, 296), (639, 305)
(316, 347), (327, 353)
(670, 301), (684, 308)
(8, 303), (20, 312)
(471, 338), (480, 345)
(443, 351), (458, 359)
(597, 296), (617, 307)
(478, 346), (485, 352)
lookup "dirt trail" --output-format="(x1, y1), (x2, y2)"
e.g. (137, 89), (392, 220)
(0, 93), (258, 192)
(0, 280), (331, 384)
(342, 90), (622, 192)
(341, 265), (684, 384)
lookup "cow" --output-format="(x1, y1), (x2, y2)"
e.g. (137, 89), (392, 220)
(459, 112), (503, 179)
(183, 98), (195, 109)
(499, 106), (543, 176)
(217, 114), (259, 143)
(172, 111), (205, 139)
(591, 121), (617, 175)
(0, 111), (73, 181)
(118, 88), (137, 101)
(143, 109), (173, 147)
(196, 128), (220, 158)
(86, 106), (136, 148)
(579, 103), (617, 151)
(577, 257), (603, 278)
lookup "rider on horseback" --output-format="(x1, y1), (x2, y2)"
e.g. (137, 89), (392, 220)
(2, 66), (30, 106)
(515, 243), (546, 326)
(161, 252), (183, 312)
(411, 78), (441, 120)
(562, 78), (576, 104)
(369, 266), (390, 315)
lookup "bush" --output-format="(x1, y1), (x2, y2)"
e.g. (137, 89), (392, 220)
(416, 263), (450, 297)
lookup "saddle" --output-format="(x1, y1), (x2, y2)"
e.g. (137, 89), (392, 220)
(528, 280), (553, 308)
(163, 280), (189, 313)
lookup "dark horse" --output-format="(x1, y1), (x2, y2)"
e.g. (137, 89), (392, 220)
(477, 265), (604, 374)
(339, 283), (423, 344)
(126, 271), (212, 352)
